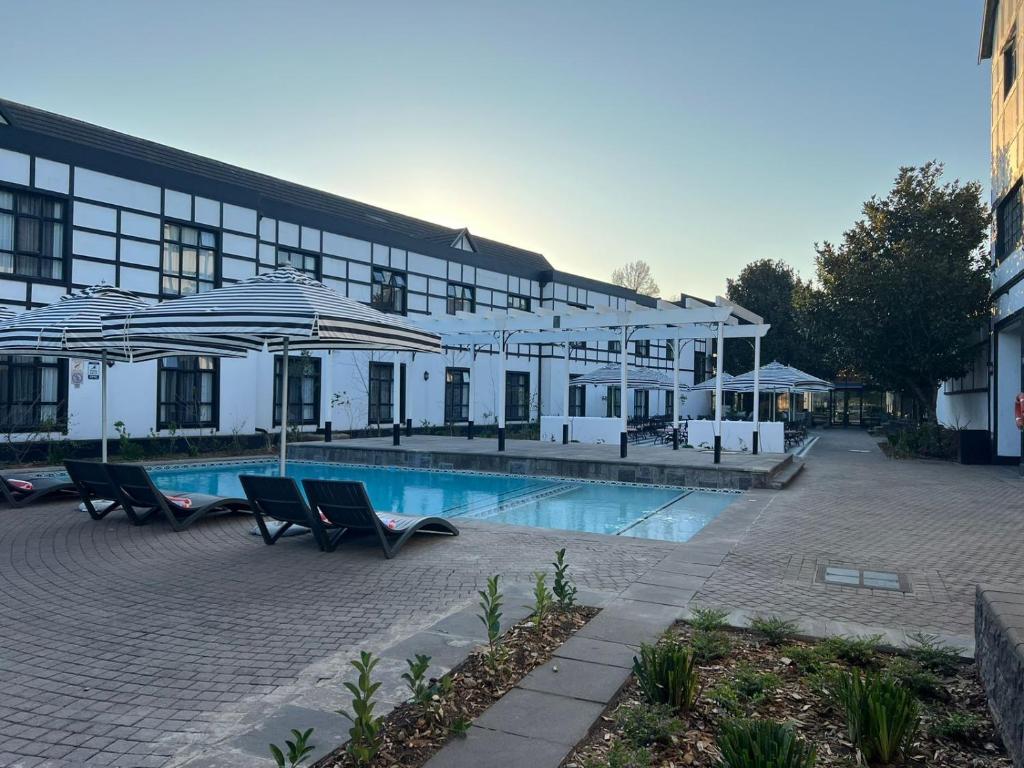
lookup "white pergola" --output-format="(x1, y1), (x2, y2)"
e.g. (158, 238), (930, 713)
(416, 298), (770, 463)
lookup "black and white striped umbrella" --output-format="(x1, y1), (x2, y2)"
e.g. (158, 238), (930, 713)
(572, 364), (674, 390)
(102, 266), (442, 474)
(729, 361), (832, 393)
(688, 373), (740, 392)
(101, 265), (441, 355)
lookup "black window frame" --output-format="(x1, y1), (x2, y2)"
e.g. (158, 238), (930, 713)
(273, 354), (322, 426)
(607, 340), (621, 354)
(507, 294), (531, 312)
(606, 385), (621, 418)
(444, 367), (471, 423)
(161, 221), (219, 297)
(0, 185), (67, 283)
(447, 282), (476, 315)
(569, 373), (586, 417)
(1005, 29), (1018, 98)
(0, 355), (68, 433)
(996, 182), (1023, 263)
(633, 340), (651, 358)
(276, 247), (322, 280)
(156, 356), (219, 430)
(633, 389), (650, 420)
(368, 361), (394, 425)
(693, 341), (708, 384)
(505, 371), (530, 422)
(371, 268), (407, 315)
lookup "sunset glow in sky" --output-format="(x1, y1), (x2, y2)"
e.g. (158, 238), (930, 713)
(3, 0), (988, 299)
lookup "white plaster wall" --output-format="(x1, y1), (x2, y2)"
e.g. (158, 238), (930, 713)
(936, 389), (988, 431)
(996, 329), (1021, 457)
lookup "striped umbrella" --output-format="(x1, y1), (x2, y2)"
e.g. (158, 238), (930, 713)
(688, 373), (740, 392)
(0, 285), (246, 461)
(729, 362), (832, 392)
(102, 266), (442, 474)
(572, 364), (674, 390)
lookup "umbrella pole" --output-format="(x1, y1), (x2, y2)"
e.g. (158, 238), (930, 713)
(100, 351), (108, 463)
(279, 338), (289, 476)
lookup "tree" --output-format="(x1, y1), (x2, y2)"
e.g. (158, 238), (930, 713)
(724, 259), (831, 378)
(815, 162), (990, 420)
(611, 260), (659, 296)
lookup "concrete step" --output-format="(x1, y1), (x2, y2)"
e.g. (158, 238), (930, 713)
(768, 457), (804, 489)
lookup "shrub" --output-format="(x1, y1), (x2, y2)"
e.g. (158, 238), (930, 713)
(585, 741), (652, 768)
(339, 652), (384, 766)
(401, 654), (434, 707)
(477, 575), (505, 672)
(885, 657), (944, 700)
(552, 548), (578, 609)
(929, 711), (985, 743)
(269, 728), (315, 768)
(692, 629), (732, 663)
(529, 571), (553, 629)
(632, 640), (700, 712)
(749, 616), (799, 646)
(690, 607), (730, 632)
(716, 719), (817, 768)
(819, 634), (882, 667)
(905, 632), (963, 676)
(732, 663), (781, 704)
(708, 681), (743, 715)
(779, 645), (826, 675)
(614, 702), (681, 747)
(830, 670), (919, 765)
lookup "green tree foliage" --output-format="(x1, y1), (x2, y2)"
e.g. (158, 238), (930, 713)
(814, 162), (990, 419)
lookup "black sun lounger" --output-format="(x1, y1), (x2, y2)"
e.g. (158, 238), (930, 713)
(239, 474), (341, 551)
(0, 470), (77, 508)
(302, 478), (458, 559)
(64, 460), (123, 520)
(104, 463), (249, 531)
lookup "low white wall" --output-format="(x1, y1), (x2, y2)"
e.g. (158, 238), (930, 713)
(540, 415), (622, 444)
(684, 420), (784, 453)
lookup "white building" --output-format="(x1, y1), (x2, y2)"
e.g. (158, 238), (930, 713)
(0, 99), (726, 447)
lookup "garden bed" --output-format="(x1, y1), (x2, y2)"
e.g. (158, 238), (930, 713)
(563, 614), (1010, 767)
(313, 604), (598, 768)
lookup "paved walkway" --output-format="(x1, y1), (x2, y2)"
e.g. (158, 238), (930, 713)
(697, 428), (1024, 640)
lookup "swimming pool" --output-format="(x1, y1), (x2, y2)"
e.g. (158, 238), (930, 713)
(148, 461), (736, 542)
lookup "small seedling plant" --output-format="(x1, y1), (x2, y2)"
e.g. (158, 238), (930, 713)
(529, 571), (553, 629)
(478, 574), (505, 673)
(632, 640), (700, 713)
(339, 651), (384, 766)
(552, 548), (578, 610)
(749, 615), (798, 646)
(402, 653), (434, 708)
(268, 727), (315, 768)
(906, 631), (964, 676)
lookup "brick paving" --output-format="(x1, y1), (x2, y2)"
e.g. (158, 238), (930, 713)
(697, 428), (1024, 639)
(0, 501), (674, 767)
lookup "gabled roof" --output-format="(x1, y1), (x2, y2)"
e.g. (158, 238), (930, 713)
(0, 98), (552, 278)
(980, 0), (999, 61)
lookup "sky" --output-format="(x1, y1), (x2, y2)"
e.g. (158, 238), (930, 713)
(1, 1), (990, 300)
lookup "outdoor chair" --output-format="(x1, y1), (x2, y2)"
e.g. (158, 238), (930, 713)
(0, 470), (77, 508)
(302, 478), (459, 559)
(103, 463), (249, 531)
(63, 460), (123, 520)
(238, 474), (338, 551)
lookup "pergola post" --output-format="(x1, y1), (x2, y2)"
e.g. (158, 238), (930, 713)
(497, 332), (506, 451)
(713, 322), (724, 465)
(671, 336), (680, 450)
(619, 324), (628, 458)
(752, 336), (760, 454)
(391, 352), (401, 446)
(562, 342), (570, 445)
(467, 345), (475, 439)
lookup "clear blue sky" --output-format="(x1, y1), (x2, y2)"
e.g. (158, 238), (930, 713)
(2, 1), (989, 300)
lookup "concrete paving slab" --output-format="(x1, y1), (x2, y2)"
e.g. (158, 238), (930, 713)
(381, 631), (479, 672)
(553, 636), (638, 669)
(518, 657), (630, 703)
(422, 727), (569, 768)
(636, 570), (709, 591)
(473, 689), (605, 746)
(620, 583), (696, 607)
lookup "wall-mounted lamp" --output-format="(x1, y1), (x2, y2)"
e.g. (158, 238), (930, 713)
(423, 371), (430, 381)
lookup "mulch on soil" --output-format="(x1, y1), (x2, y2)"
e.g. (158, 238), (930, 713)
(564, 623), (1010, 767)
(315, 605), (598, 768)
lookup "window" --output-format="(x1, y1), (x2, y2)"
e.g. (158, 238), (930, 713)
(0, 356), (66, 431)
(162, 223), (217, 296)
(666, 342), (674, 361)
(633, 389), (650, 420)
(0, 188), (65, 280)
(997, 183), (1023, 262)
(371, 268), (407, 314)
(277, 249), (320, 278)
(444, 367), (470, 423)
(1005, 30), (1018, 98)
(606, 385), (621, 418)
(945, 343), (990, 395)
(570, 340), (587, 351)
(507, 294), (531, 312)
(157, 356), (217, 429)
(274, 354), (321, 425)
(693, 341), (708, 384)
(447, 283), (476, 314)
(666, 390), (674, 421)
(368, 361), (394, 424)
(633, 340), (650, 357)
(607, 340), (621, 354)
(452, 232), (476, 252)
(569, 374), (586, 417)
(505, 372), (530, 421)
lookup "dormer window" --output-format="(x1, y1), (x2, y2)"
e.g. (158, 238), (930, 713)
(1004, 30), (1017, 99)
(0, 111), (8, 126)
(451, 230), (476, 252)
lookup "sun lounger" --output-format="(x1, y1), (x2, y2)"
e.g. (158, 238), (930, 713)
(302, 478), (458, 559)
(239, 474), (339, 551)
(0, 470), (76, 508)
(63, 460), (123, 520)
(104, 463), (249, 531)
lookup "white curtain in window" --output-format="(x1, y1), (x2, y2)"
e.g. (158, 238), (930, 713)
(0, 212), (13, 252)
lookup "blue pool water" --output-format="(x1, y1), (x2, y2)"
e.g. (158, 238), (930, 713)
(148, 461), (735, 542)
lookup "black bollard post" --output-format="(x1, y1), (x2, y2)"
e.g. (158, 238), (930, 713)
(498, 427), (506, 452)
(672, 426), (679, 450)
(752, 430), (759, 455)
(392, 423), (401, 446)
(405, 418), (412, 437)
(324, 420), (332, 443)
(714, 435), (722, 464)
(620, 432), (628, 458)
(467, 420), (474, 440)
(562, 423), (569, 445)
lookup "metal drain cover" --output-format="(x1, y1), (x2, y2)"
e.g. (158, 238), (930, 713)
(816, 565), (910, 592)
